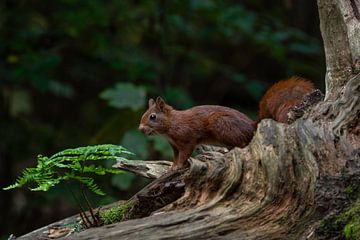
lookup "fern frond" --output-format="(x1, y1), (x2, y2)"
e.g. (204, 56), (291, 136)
(50, 144), (133, 161)
(82, 165), (122, 175)
(71, 176), (105, 195)
(4, 144), (132, 196)
(3, 168), (40, 190)
(30, 176), (62, 192)
(3, 182), (21, 190)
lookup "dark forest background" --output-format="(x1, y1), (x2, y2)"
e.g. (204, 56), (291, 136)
(0, 0), (324, 238)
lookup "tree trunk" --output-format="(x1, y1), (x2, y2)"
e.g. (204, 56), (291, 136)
(18, 1), (360, 239)
(318, 0), (360, 98)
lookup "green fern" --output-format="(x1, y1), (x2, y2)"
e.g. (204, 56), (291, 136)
(3, 144), (133, 195)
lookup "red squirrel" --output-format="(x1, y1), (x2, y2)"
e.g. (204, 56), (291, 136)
(139, 76), (315, 170)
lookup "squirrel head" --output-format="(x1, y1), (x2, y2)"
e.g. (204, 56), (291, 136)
(139, 97), (173, 136)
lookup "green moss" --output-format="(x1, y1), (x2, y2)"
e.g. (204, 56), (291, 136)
(345, 186), (354, 195)
(345, 184), (360, 201)
(339, 199), (360, 240)
(100, 202), (132, 225)
(317, 198), (360, 239)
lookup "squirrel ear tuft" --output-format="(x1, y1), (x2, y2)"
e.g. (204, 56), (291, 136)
(156, 97), (166, 111)
(148, 98), (155, 108)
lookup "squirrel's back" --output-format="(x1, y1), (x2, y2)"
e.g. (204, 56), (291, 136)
(258, 76), (315, 123)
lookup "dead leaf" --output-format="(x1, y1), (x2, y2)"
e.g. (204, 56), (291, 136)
(47, 227), (73, 239)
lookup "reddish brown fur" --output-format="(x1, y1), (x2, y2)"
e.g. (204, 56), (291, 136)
(139, 98), (255, 169)
(258, 76), (315, 123)
(139, 76), (315, 170)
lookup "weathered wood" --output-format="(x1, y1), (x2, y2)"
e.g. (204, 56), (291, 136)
(317, 0), (360, 99)
(113, 159), (171, 179)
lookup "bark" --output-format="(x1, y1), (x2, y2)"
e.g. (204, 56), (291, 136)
(318, 0), (360, 98)
(112, 159), (171, 179)
(17, 0), (360, 239)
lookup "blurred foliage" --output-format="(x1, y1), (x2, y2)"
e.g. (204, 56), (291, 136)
(0, 0), (324, 238)
(100, 83), (146, 110)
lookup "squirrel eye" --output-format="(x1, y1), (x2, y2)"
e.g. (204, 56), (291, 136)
(149, 113), (157, 121)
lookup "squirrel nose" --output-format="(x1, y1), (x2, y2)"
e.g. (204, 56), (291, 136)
(138, 124), (145, 133)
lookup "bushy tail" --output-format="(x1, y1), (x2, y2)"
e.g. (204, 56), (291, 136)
(258, 76), (315, 123)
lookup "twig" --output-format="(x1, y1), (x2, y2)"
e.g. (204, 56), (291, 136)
(113, 159), (171, 179)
